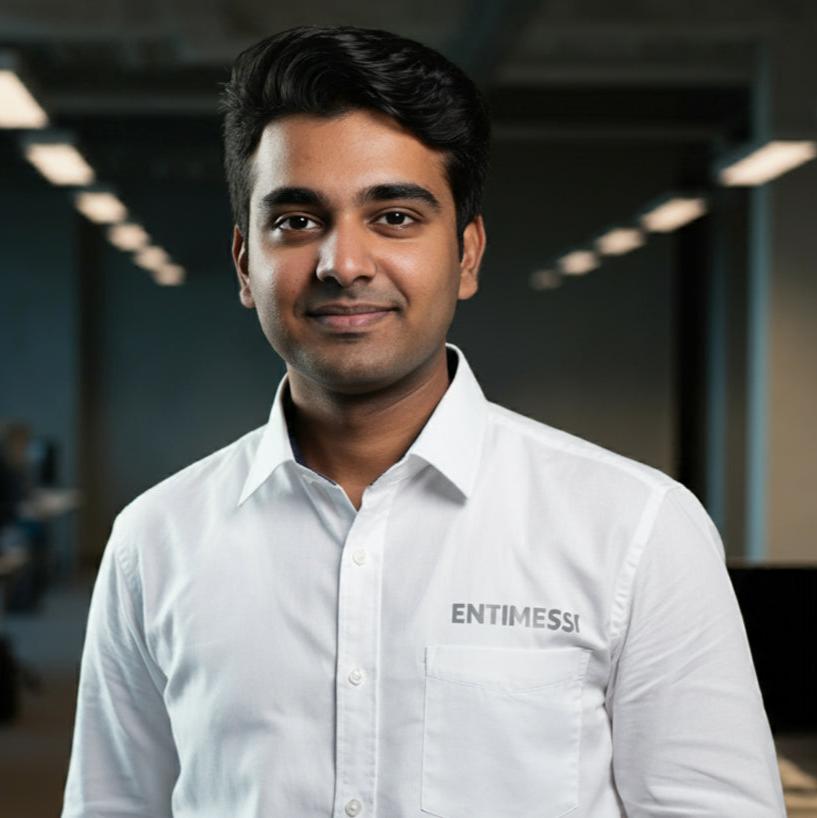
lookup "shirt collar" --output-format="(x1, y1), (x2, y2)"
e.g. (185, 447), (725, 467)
(237, 342), (489, 507)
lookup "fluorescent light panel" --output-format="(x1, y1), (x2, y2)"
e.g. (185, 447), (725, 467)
(718, 140), (817, 186)
(134, 246), (170, 272)
(108, 223), (150, 252)
(529, 269), (561, 290)
(23, 142), (95, 186)
(640, 197), (707, 233)
(595, 227), (644, 256)
(558, 250), (599, 275)
(153, 264), (186, 286)
(0, 69), (48, 128)
(74, 191), (128, 224)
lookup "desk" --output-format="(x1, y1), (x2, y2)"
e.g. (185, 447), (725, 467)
(19, 488), (81, 521)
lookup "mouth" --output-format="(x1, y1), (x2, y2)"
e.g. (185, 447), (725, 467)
(308, 309), (396, 331)
(307, 304), (395, 331)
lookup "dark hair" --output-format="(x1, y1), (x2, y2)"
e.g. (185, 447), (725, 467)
(219, 25), (491, 258)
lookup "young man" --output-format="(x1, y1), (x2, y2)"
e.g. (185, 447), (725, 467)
(63, 25), (785, 818)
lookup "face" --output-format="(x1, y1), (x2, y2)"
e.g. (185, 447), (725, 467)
(232, 108), (485, 395)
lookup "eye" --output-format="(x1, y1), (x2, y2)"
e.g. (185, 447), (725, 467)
(273, 214), (320, 232)
(375, 211), (417, 228)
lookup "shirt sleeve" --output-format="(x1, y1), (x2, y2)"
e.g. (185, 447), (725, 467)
(608, 484), (786, 817)
(62, 516), (179, 818)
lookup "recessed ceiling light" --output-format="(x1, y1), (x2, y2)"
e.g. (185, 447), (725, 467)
(529, 269), (561, 290)
(595, 227), (645, 256)
(0, 58), (48, 129)
(108, 223), (150, 252)
(717, 140), (817, 186)
(153, 264), (186, 286)
(74, 190), (128, 224)
(639, 196), (708, 233)
(22, 136), (95, 186)
(557, 250), (599, 275)
(134, 246), (170, 272)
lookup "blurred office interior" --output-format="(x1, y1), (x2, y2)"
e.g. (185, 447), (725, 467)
(0, 0), (816, 815)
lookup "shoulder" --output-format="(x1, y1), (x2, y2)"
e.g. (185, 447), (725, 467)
(113, 424), (265, 547)
(482, 401), (707, 562)
(484, 400), (678, 499)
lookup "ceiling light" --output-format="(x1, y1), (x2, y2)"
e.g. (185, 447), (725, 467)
(595, 227), (645, 256)
(108, 223), (150, 252)
(134, 246), (170, 272)
(153, 264), (186, 286)
(639, 196), (707, 233)
(74, 190), (128, 224)
(557, 250), (599, 276)
(529, 269), (561, 290)
(717, 140), (817, 186)
(21, 134), (95, 186)
(0, 56), (48, 128)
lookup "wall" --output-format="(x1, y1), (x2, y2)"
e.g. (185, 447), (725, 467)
(767, 160), (817, 561)
(80, 184), (284, 558)
(453, 137), (678, 474)
(757, 29), (817, 563)
(0, 174), (80, 568)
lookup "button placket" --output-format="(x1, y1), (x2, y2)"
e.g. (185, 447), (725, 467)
(333, 483), (397, 818)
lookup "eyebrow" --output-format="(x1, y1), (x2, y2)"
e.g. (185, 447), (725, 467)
(259, 182), (442, 216)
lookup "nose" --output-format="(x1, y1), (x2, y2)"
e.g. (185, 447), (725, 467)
(315, 216), (376, 287)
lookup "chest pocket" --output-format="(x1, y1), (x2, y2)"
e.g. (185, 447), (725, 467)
(420, 644), (590, 818)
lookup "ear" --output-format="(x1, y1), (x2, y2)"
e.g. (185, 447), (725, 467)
(232, 225), (255, 309)
(457, 214), (486, 301)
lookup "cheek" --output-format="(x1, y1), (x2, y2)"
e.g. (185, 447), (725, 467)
(250, 259), (301, 317)
(400, 261), (461, 312)
(265, 281), (302, 333)
(389, 239), (460, 301)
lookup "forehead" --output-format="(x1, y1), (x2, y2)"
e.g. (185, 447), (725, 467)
(249, 109), (453, 207)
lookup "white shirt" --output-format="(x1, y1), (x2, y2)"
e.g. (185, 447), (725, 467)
(62, 342), (785, 818)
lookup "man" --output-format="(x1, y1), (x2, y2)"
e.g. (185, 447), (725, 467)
(63, 24), (785, 818)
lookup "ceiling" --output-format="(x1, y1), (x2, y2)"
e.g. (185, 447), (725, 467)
(2, 0), (813, 115)
(1, 0), (814, 264)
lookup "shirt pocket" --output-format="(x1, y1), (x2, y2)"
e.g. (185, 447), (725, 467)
(420, 644), (590, 818)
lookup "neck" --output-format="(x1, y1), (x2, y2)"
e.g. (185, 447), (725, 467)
(285, 345), (452, 493)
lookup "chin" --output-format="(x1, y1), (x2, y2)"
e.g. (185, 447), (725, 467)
(297, 347), (402, 392)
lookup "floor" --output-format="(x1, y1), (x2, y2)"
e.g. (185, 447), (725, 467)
(0, 575), (89, 818)
(1, 576), (816, 817)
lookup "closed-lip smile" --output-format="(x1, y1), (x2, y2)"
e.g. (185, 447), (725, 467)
(307, 302), (397, 331)
(307, 302), (397, 316)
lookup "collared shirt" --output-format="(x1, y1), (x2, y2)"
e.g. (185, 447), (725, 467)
(62, 342), (785, 818)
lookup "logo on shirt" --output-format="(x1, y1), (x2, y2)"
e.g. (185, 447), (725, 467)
(451, 603), (581, 633)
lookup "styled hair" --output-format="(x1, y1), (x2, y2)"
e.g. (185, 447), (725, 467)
(219, 25), (491, 258)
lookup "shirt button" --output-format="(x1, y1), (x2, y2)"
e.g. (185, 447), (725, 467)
(348, 667), (365, 686)
(352, 548), (367, 565)
(345, 799), (362, 816)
